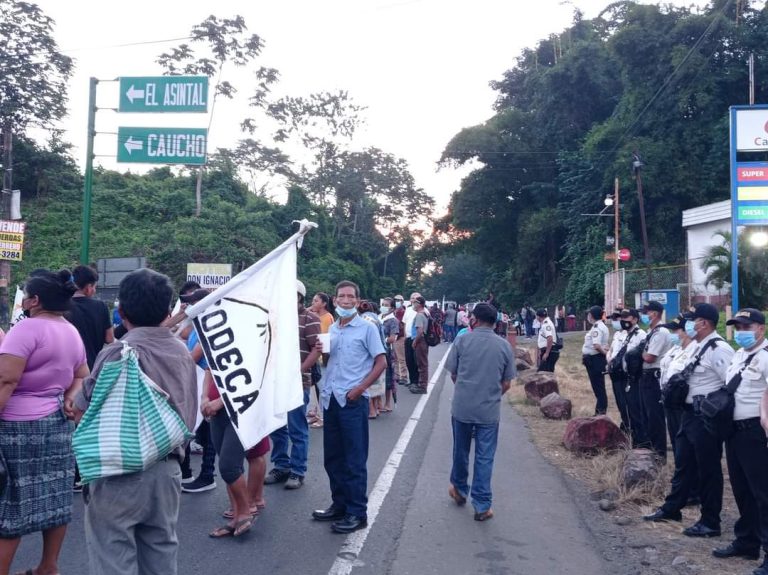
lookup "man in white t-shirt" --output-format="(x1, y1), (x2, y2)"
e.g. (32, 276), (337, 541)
(403, 292), (421, 388)
(536, 309), (559, 372)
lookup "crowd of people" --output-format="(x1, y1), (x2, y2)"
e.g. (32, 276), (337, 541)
(580, 301), (768, 575)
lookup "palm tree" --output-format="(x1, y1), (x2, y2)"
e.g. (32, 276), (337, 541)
(700, 230), (731, 290)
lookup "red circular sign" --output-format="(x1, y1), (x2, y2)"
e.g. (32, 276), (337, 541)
(618, 248), (631, 262)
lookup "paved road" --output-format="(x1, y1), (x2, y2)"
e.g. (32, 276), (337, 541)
(12, 344), (608, 575)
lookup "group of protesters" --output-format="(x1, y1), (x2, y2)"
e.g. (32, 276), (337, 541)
(580, 301), (768, 575)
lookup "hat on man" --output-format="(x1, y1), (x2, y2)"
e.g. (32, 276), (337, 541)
(179, 288), (209, 304)
(588, 305), (603, 321)
(296, 280), (306, 297)
(693, 302), (719, 326)
(661, 312), (694, 331)
(726, 308), (766, 326)
(415, 296), (426, 306)
(394, 294), (404, 301)
(642, 301), (664, 314)
(620, 308), (640, 319)
(536, 308), (548, 317)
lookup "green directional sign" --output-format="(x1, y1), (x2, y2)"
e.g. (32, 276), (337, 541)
(117, 127), (208, 165)
(118, 76), (208, 113)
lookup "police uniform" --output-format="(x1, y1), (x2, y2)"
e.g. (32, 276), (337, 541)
(653, 304), (734, 535)
(582, 307), (610, 415)
(607, 316), (646, 441)
(640, 312), (673, 461)
(537, 312), (558, 372)
(719, 309), (768, 565)
(607, 325), (631, 431)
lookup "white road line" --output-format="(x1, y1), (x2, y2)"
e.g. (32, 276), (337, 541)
(327, 346), (452, 575)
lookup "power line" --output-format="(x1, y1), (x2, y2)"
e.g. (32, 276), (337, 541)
(58, 35), (202, 55)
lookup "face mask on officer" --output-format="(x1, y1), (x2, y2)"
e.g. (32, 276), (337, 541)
(668, 332), (681, 346)
(620, 320), (633, 331)
(684, 320), (697, 338)
(734, 330), (756, 349)
(640, 313), (650, 325)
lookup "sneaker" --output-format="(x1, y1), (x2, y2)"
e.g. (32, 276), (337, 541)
(181, 477), (217, 493)
(189, 440), (204, 455)
(409, 385), (427, 394)
(264, 468), (290, 485)
(181, 471), (195, 484)
(285, 473), (304, 490)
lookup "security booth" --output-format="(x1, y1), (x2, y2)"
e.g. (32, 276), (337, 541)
(635, 289), (680, 321)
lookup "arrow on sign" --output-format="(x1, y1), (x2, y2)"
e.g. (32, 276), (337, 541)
(126, 85), (145, 103)
(124, 136), (143, 155)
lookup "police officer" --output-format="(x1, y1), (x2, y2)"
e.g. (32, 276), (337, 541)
(640, 301), (673, 461)
(645, 303), (734, 538)
(536, 308), (559, 372)
(582, 305), (609, 415)
(712, 309), (768, 573)
(607, 311), (631, 432)
(617, 309), (647, 446)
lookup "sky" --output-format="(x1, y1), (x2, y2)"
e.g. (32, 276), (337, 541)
(27, 0), (704, 212)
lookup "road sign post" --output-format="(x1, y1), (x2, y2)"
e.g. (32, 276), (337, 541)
(119, 76), (208, 113)
(117, 127), (208, 165)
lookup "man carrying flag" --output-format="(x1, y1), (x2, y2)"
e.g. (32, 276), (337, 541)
(312, 280), (386, 534)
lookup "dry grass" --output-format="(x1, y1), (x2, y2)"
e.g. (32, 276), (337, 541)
(508, 332), (750, 575)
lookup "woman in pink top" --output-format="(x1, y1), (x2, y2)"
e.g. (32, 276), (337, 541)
(0, 270), (88, 575)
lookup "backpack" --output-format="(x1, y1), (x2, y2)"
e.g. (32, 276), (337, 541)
(425, 314), (442, 346)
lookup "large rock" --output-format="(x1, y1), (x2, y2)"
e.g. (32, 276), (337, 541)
(516, 358), (534, 371)
(515, 347), (533, 366)
(563, 416), (628, 454)
(540, 392), (572, 420)
(522, 371), (559, 404)
(621, 448), (659, 488)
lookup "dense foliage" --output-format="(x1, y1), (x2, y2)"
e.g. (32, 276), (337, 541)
(425, 0), (762, 312)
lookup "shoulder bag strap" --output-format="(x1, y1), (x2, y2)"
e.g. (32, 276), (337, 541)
(725, 348), (765, 394)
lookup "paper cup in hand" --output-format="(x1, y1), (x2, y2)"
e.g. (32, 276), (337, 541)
(318, 333), (331, 353)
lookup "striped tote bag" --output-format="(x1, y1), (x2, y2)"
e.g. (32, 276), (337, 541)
(73, 343), (192, 483)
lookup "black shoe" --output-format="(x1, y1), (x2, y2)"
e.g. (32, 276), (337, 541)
(683, 522), (721, 538)
(264, 468), (290, 485)
(312, 505), (346, 522)
(755, 556), (768, 575)
(331, 514), (367, 533)
(685, 496), (701, 507)
(181, 476), (217, 493)
(713, 543), (760, 560)
(643, 508), (682, 522)
(409, 385), (427, 394)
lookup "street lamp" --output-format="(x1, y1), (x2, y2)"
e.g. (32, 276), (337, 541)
(750, 230), (768, 248)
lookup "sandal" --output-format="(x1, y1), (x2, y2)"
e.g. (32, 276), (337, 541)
(310, 420), (323, 428)
(222, 505), (261, 519)
(209, 525), (236, 538)
(233, 517), (253, 537)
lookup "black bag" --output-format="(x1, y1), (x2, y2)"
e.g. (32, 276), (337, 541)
(0, 446), (7, 496)
(424, 316), (441, 347)
(625, 345), (645, 381)
(608, 329), (638, 376)
(700, 350), (762, 441)
(661, 339), (719, 410)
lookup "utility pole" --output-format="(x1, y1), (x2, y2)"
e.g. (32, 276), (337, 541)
(80, 77), (98, 264)
(749, 52), (755, 105)
(614, 177), (620, 273)
(632, 152), (653, 289)
(1, 121), (13, 326)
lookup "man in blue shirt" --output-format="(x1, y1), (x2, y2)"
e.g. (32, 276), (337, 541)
(312, 280), (386, 534)
(445, 303), (516, 521)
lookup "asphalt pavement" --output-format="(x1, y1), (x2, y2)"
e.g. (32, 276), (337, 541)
(11, 343), (609, 575)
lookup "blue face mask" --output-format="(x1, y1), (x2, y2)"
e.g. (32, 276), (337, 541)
(668, 333), (681, 346)
(611, 320), (622, 331)
(734, 330), (757, 349)
(337, 307), (357, 319)
(640, 313), (650, 325)
(685, 320), (697, 338)
(395, 301), (402, 309)
(380, 306), (391, 315)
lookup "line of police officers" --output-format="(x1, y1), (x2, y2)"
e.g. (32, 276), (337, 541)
(582, 302), (768, 575)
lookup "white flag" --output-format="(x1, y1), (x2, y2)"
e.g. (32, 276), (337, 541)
(10, 287), (25, 326)
(185, 221), (315, 449)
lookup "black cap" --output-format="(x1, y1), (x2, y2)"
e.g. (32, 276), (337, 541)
(661, 312), (694, 331)
(726, 308), (766, 326)
(693, 303), (719, 326)
(414, 296), (426, 306)
(642, 301), (664, 313)
(588, 305), (603, 321)
(179, 288), (209, 304)
(620, 308), (640, 320)
(535, 308), (548, 317)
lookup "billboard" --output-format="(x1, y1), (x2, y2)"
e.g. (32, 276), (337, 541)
(186, 263), (232, 289)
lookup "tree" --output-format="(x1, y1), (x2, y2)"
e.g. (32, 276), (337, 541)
(0, 0), (73, 132)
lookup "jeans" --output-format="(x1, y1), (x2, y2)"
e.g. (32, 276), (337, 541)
(180, 420), (216, 482)
(443, 325), (456, 342)
(270, 387), (311, 476)
(450, 417), (499, 514)
(583, 354), (607, 414)
(323, 394), (369, 518)
(405, 337), (418, 386)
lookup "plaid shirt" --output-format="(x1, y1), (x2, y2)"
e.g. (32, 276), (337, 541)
(299, 305), (321, 387)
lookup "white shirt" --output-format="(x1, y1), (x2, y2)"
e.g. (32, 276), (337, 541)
(727, 340), (768, 421)
(643, 325), (673, 369)
(659, 341), (699, 387)
(582, 320), (609, 355)
(403, 306), (417, 338)
(537, 317), (556, 349)
(686, 332), (734, 403)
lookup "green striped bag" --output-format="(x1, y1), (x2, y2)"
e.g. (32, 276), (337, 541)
(73, 344), (192, 483)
